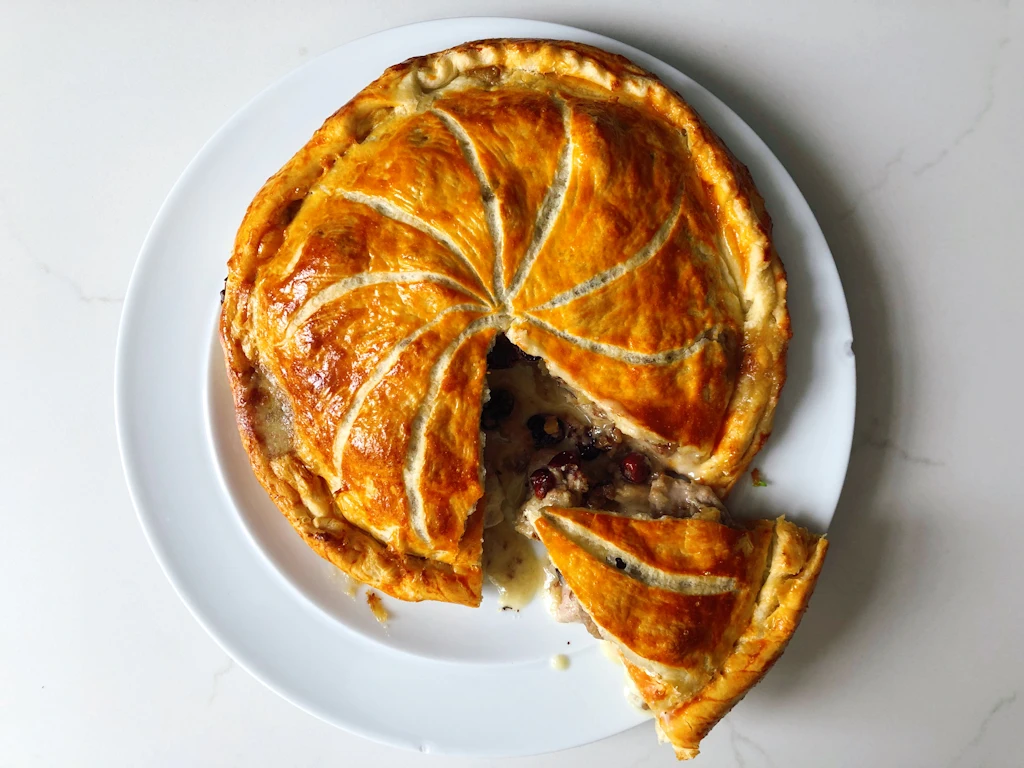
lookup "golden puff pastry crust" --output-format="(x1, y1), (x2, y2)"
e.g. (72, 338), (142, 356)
(534, 508), (827, 760)
(221, 38), (790, 604)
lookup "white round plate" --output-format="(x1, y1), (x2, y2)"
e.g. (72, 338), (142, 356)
(115, 17), (855, 758)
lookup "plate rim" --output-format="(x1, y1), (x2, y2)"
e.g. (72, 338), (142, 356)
(115, 16), (855, 757)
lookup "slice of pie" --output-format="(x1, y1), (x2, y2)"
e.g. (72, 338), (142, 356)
(221, 39), (791, 605)
(534, 504), (827, 760)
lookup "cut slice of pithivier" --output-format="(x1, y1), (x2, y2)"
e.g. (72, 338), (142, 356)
(534, 507), (827, 760)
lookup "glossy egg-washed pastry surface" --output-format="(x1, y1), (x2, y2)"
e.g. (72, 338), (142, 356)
(221, 39), (790, 605)
(535, 509), (827, 759)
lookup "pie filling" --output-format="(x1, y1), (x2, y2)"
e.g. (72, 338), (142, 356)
(480, 334), (729, 616)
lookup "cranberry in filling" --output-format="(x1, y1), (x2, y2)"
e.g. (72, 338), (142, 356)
(530, 468), (557, 499)
(548, 450), (581, 471)
(620, 452), (651, 484)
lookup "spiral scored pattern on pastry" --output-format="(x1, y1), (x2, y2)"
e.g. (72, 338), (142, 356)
(220, 40), (790, 605)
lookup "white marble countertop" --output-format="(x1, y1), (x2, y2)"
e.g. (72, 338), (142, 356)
(3, 1), (1022, 765)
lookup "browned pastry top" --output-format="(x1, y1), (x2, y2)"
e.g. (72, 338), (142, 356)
(220, 39), (790, 604)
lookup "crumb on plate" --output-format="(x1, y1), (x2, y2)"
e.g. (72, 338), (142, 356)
(366, 590), (389, 626)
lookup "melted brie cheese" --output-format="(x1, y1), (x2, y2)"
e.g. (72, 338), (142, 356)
(483, 515), (545, 610)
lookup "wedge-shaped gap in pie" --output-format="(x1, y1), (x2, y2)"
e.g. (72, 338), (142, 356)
(476, 332), (734, 600)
